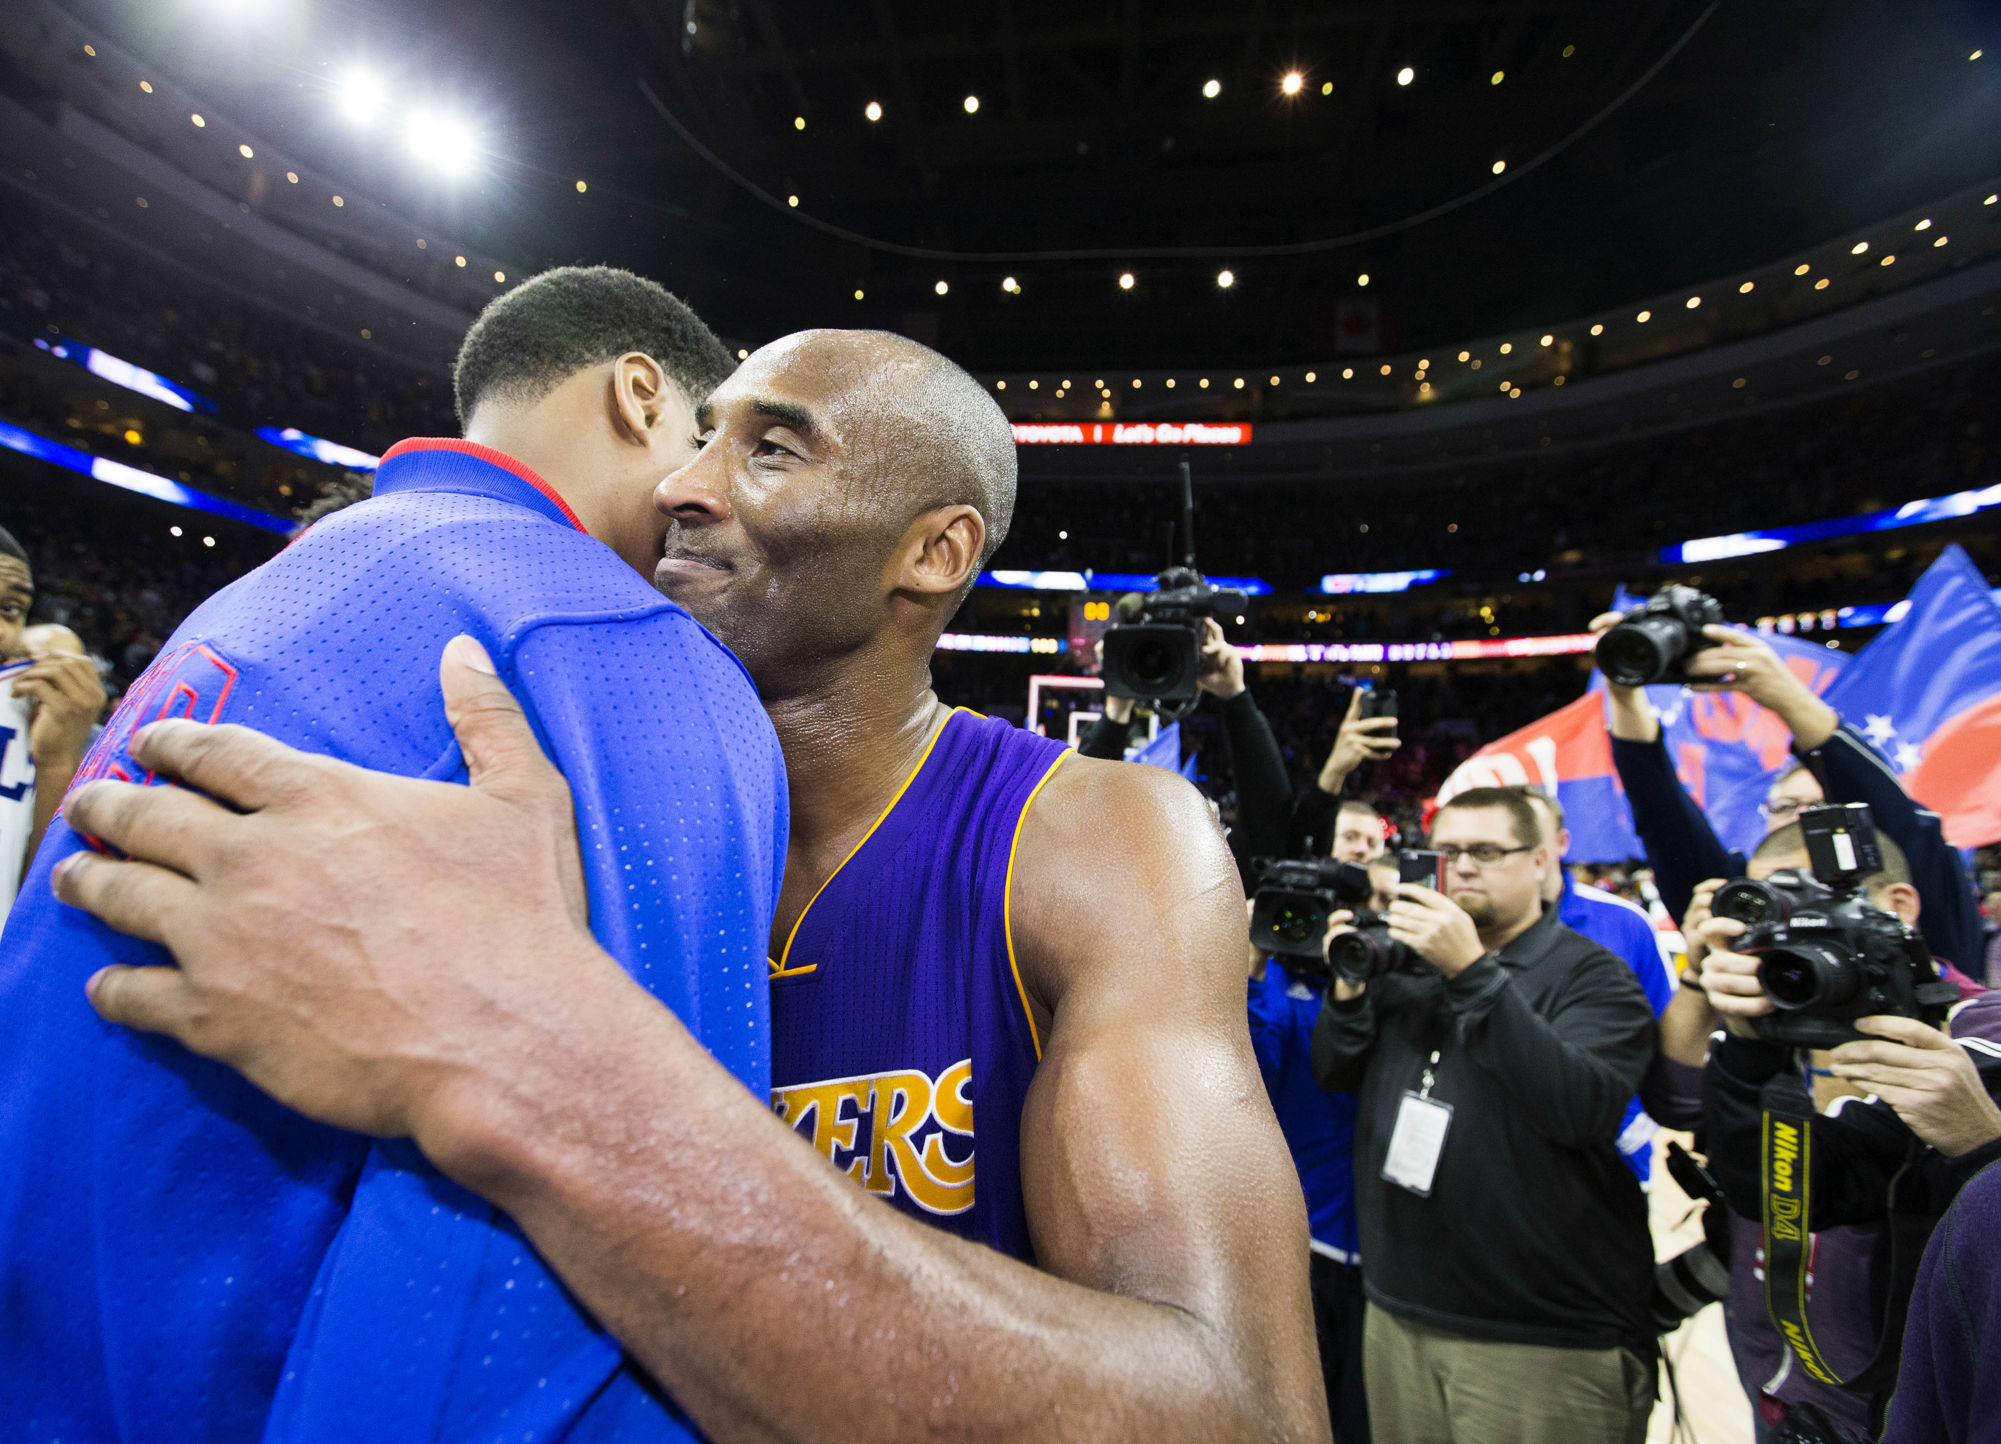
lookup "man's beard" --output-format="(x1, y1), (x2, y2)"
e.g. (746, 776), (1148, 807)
(1452, 894), (1498, 930)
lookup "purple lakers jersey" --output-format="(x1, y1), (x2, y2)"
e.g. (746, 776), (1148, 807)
(770, 708), (1069, 1260)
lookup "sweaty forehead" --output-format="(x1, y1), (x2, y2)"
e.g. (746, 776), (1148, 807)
(0, 556), (31, 596)
(718, 332), (923, 429)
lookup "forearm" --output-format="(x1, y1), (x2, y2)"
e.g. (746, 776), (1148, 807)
(1602, 684), (1658, 743)
(26, 747), (84, 866)
(1610, 734), (1739, 920)
(430, 955), (1277, 1443)
(1221, 692), (1293, 864)
(1658, 978), (1716, 1068)
(1447, 962), (1652, 1146)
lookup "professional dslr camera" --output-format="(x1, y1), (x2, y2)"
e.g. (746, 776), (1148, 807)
(1101, 566), (1248, 706)
(1322, 851), (1445, 985)
(1595, 584), (1726, 688)
(1249, 857), (1374, 969)
(1710, 802), (1959, 1049)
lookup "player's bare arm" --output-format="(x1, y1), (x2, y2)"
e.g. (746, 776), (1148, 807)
(57, 644), (1328, 1444)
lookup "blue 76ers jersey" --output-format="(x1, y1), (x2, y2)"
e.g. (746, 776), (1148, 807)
(770, 708), (1069, 1260)
(0, 659), (35, 913)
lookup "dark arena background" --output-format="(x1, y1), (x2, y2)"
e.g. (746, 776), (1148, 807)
(3, 2), (2001, 1440)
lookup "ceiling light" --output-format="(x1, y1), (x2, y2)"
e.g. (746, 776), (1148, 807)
(1305, 372), (1316, 382)
(935, 280), (949, 295)
(1320, 81), (1332, 95)
(1636, 310), (1651, 322)
(1216, 269), (1234, 288)
(333, 68), (384, 127)
(575, 179), (587, 193)
(738, 348), (750, 360)
(454, 254), (465, 266)
(1491, 159), (1505, 174)
(1357, 272), (1370, 286)
(332, 194), (344, 206)
(1380, 364), (1392, 375)
(1851, 241), (1869, 255)
(1269, 375), (1280, 386)
(83, 44), (95, 57)
(1973, 50), (1985, 60)
(1915, 218), (1932, 231)
(1281, 72), (1303, 96)
(1988, 195), (1998, 205)
(787, 194), (798, 207)
(403, 110), (478, 175)
(1492, 71), (1505, 85)
(494, 271), (505, 282)
(1934, 235), (1949, 247)
(1202, 78), (1221, 99)
(963, 95), (980, 114)
(191, 113), (206, 127)
(1118, 272), (1135, 289)
(1233, 377), (1245, 389)
(793, 116), (805, 130)
(1396, 67), (1415, 86)
(1133, 378), (1143, 388)
(238, 143), (253, 158)
(1499, 342), (1513, 355)
(1814, 278), (1830, 290)
(1880, 254), (1895, 266)
(139, 80), (153, 93)
(1342, 368), (1354, 378)
(1163, 378), (1173, 388)
(1686, 295), (1701, 308)
(865, 100), (883, 122)
(996, 380), (1006, 390)
(1029, 380), (1039, 389)
(285, 171), (297, 183)
(1540, 333), (1554, 346)
(1562, 44), (1576, 57)
(853, 288), (864, 300)
(1002, 276), (1019, 293)
(1739, 281), (1754, 293)
(1199, 378), (1210, 388)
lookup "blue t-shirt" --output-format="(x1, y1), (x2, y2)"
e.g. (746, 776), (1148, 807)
(1248, 961), (1360, 1261)
(0, 439), (788, 1443)
(1558, 874), (1676, 1181)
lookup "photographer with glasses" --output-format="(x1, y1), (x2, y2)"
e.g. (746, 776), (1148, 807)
(1590, 611), (1982, 983)
(1312, 788), (1659, 1444)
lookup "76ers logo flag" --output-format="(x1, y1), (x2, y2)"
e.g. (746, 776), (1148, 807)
(1438, 545), (2001, 859)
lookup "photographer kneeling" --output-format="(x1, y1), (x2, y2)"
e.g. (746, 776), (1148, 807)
(1312, 788), (1659, 1444)
(1695, 811), (2001, 1442)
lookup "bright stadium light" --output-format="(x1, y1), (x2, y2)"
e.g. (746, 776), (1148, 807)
(404, 109), (478, 175)
(1202, 78), (1221, 99)
(334, 68), (385, 127)
(1281, 71), (1304, 95)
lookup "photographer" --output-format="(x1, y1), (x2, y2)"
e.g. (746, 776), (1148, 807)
(1245, 867), (1398, 1444)
(1312, 789), (1658, 1444)
(1694, 823), (2001, 1440)
(1294, 686), (1402, 857)
(1593, 607), (1983, 971)
(1079, 617), (1295, 866)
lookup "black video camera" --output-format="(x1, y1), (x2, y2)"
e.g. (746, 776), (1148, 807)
(1323, 851), (1443, 985)
(1249, 857), (1374, 966)
(1101, 565), (1249, 704)
(1711, 803), (1959, 1049)
(1595, 584), (1726, 688)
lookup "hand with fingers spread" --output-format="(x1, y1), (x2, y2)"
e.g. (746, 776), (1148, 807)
(55, 635), (613, 1151)
(1828, 1016), (2001, 1157)
(1316, 684), (1399, 795)
(1681, 624), (1839, 750)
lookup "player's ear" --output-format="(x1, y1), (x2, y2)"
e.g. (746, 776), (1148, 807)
(609, 352), (670, 444)
(896, 505), (985, 601)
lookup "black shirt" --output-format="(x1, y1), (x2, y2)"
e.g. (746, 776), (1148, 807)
(1312, 905), (1659, 1351)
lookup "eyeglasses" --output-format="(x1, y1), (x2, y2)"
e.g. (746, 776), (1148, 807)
(1761, 797), (1807, 822)
(1435, 843), (1535, 866)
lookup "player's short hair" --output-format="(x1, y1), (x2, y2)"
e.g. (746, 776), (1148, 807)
(0, 526), (26, 567)
(1753, 819), (1912, 890)
(851, 331), (1016, 574)
(453, 266), (734, 427)
(1433, 786), (1543, 850)
(1510, 784), (1565, 832)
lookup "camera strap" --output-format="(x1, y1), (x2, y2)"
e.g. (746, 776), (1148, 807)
(1759, 1071), (1922, 1396)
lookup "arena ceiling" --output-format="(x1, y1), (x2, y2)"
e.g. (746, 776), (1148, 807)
(45, 0), (2001, 371)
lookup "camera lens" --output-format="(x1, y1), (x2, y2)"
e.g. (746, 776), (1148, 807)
(1714, 879), (1789, 927)
(1596, 615), (1686, 688)
(1128, 638), (1179, 691)
(1271, 902), (1318, 945)
(1758, 942), (1859, 1011)
(1326, 930), (1378, 979)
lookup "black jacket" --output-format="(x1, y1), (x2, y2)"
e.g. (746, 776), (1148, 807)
(1610, 725), (1981, 970)
(1311, 906), (1659, 1351)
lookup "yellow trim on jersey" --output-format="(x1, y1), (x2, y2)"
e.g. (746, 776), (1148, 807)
(1002, 748), (1071, 1060)
(770, 706), (963, 978)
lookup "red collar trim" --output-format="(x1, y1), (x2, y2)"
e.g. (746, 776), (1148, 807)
(380, 438), (588, 533)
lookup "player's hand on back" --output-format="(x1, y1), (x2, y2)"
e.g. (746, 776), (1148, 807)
(56, 636), (617, 1159)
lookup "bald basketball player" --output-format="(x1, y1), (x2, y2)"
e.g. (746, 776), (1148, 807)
(56, 330), (1328, 1441)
